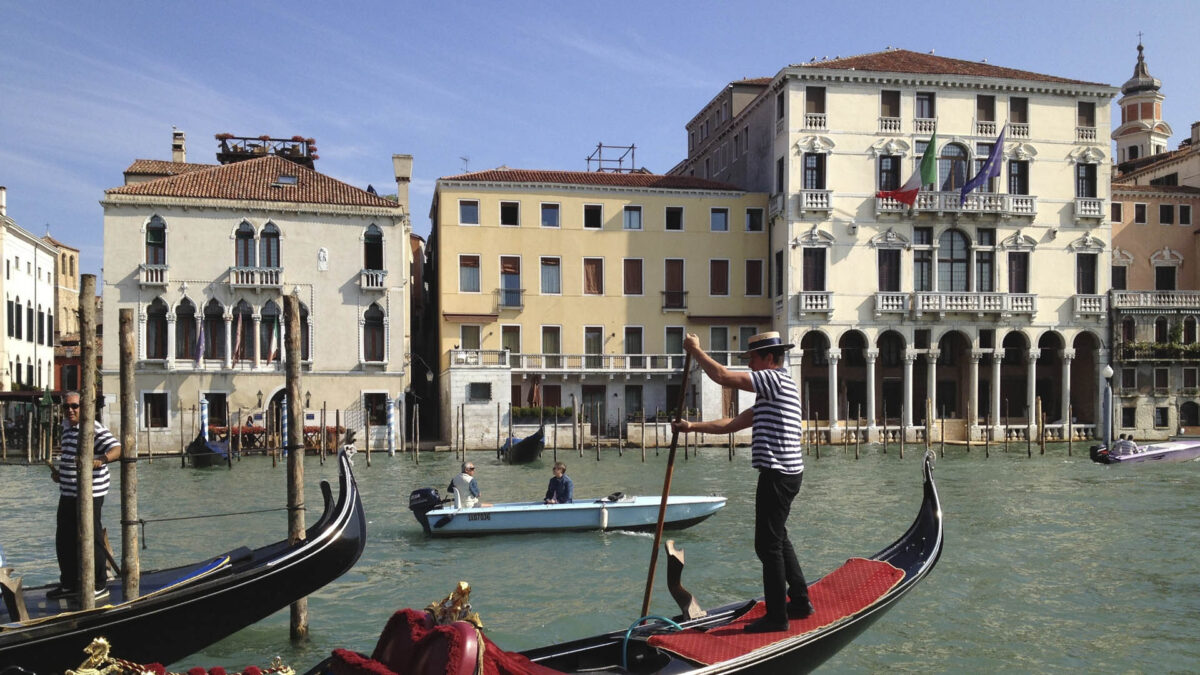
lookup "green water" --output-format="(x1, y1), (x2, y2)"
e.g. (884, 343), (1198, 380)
(3, 443), (1198, 673)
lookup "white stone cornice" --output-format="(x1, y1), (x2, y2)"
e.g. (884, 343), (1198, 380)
(791, 224), (835, 248)
(794, 135), (836, 154)
(1112, 248), (1134, 266)
(1068, 146), (1107, 164)
(434, 180), (744, 199)
(1068, 232), (1105, 253)
(999, 229), (1037, 250)
(868, 227), (911, 249)
(1150, 247), (1183, 267)
(102, 195), (405, 219)
(1009, 142), (1038, 162)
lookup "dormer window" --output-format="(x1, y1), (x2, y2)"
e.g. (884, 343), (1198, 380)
(275, 175), (298, 186)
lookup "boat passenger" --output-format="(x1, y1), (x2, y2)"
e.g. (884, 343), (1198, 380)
(448, 462), (491, 508)
(1113, 434), (1139, 455)
(544, 462), (574, 504)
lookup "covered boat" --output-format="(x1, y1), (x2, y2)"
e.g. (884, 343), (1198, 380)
(185, 430), (230, 468)
(0, 450), (366, 674)
(408, 488), (725, 537)
(499, 426), (544, 464)
(324, 452), (942, 674)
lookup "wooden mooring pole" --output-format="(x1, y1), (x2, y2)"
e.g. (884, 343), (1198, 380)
(1067, 405), (1074, 456)
(284, 295), (308, 640)
(118, 308), (141, 600)
(77, 275), (98, 610)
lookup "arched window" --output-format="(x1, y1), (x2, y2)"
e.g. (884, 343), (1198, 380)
(235, 222), (256, 268)
(937, 229), (970, 292)
(260, 223), (280, 268)
(364, 224), (383, 271)
(260, 301), (280, 362)
(363, 303), (385, 362)
(938, 143), (969, 191)
(1121, 317), (1135, 343)
(233, 300), (254, 362)
(1155, 317), (1169, 344)
(146, 216), (166, 265)
(69, 256), (75, 277)
(146, 298), (168, 359)
(175, 298), (196, 359)
(203, 300), (225, 360)
(300, 303), (311, 361)
(1186, 316), (1197, 344)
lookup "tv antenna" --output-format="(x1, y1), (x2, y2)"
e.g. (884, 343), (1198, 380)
(459, 156), (470, 173)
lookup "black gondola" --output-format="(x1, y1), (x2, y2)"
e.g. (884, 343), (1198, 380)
(499, 426), (544, 464)
(0, 450), (366, 675)
(309, 452), (943, 675)
(185, 431), (230, 468)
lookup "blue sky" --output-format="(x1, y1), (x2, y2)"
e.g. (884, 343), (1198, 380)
(2, 1), (1198, 279)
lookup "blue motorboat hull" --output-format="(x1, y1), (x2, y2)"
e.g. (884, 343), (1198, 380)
(417, 495), (725, 537)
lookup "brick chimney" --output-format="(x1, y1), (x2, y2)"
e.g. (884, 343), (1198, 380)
(392, 154), (413, 212)
(0, 185), (6, 217)
(172, 129), (186, 163)
(1192, 121), (1199, 146)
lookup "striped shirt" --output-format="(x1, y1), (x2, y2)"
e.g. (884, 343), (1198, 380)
(57, 421), (120, 498)
(749, 367), (804, 475)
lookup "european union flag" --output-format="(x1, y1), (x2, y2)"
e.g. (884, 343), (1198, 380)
(960, 124), (1007, 205)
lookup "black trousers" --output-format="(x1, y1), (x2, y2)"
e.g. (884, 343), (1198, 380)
(55, 494), (106, 591)
(754, 469), (808, 621)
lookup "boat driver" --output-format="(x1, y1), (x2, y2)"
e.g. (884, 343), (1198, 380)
(449, 462), (491, 508)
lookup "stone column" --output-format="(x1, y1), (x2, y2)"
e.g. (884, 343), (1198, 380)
(1026, 349), (1040, 433)
(903, 352), (915, 428)
(166, 314), (176, 370)
(926, 350), (939, 421)
(865, 349), (878, 431)
(969, 351), (981, 438)
(1097, 348), (1111, 440)
(1061, 349), (1075, 436)
(827, 350), (841, 431)
(253, 314), (262, 367)
(991, 351), (1002, 439)
(223, 313), (233, 369)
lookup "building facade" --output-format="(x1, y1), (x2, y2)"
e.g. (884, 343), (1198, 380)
(1109, 43), (1200, 438)
(429, 169), (769, 447)
(0, 186), (59, 391)
(44, 234), (80, 340)
(100, 132), (413, 453)
(674, 48), (1119, 442)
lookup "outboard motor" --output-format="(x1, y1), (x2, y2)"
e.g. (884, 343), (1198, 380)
(409, 488), (443, 535)
(1089, 444), (1109, 463)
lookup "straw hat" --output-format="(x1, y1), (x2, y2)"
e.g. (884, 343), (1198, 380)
(740, 331), (795, 357)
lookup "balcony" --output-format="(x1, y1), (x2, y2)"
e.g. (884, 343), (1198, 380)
(1117, 342), (1200, 362)
(359, 269), (387, 291)
(1076, 126), (1098, 143)
(796, 291), (833, 317)
(875, 191), (1037, 218)
(975, 120), (997, 136)
(228, 266), (282, 290)
(139, 264), (169, 287)
(1112, 290), (1200, 310)
(874, 292), (910, 318)
(450, 349), (728, 375)
(1009, 123), (1030, 139)
(496, 288), (525, 310)
(804, 112), (826, 129)
(661, 290), (688, 311)
(1073, 294), (1107, 319)
(878, 117), (901, 133)
(914, 117), (937, 134)
(798, 189), (832, 215)
(1074, 198), (1104, 220)
(769, 193), (786, 219)
(913, 292), (1036, 318)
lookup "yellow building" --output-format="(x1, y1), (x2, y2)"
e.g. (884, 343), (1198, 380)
(430, 168), (768, 447)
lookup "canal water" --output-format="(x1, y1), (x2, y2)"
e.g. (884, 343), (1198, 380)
(2, 443), (1197, 673)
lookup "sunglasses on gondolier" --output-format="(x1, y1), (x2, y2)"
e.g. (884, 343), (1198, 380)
(65, 404), (81, 410)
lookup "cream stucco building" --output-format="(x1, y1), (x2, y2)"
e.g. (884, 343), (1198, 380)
(0, 186), (58, 391)
(100, 132), (414, 453)
(429, 169), (769, 448)
(673, 48), (1120, 442)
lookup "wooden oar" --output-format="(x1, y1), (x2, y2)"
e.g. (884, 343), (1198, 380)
(640, 352), (692, 618)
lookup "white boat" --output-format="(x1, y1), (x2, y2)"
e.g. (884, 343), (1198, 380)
(1091, 436), (1200, 465)
(408, 489), (726, 537)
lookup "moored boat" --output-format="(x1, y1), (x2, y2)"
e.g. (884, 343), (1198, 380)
(320, 452), (943, 674)
(185, 430), (230, 468)
(0, 450), (366, 674)
(499, 426), (544, 464)
(408, 489), (725, 537)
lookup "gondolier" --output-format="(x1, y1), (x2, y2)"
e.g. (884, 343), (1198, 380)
(48, 391), (121, 602)
(672, 331), (812, 633)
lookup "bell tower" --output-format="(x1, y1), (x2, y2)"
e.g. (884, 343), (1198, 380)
(1112, 40), (1172, 168)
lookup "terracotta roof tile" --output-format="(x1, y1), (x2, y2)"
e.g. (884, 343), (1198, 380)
(1112, 183), (1200, 196)
(440, 168), (742, 191)
(733, 77), (772, 86)
(124, 159), (216, 176)
(108, 156), (400, 209)
(796, 48), (1108, 86)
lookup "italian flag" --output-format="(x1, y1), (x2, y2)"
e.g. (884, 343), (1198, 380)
(877, 130), (938, 206)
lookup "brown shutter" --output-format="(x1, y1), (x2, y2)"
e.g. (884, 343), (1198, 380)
(624, 259), (643, 295)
